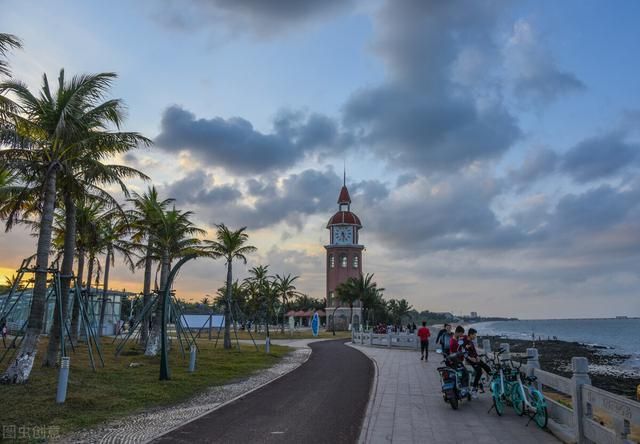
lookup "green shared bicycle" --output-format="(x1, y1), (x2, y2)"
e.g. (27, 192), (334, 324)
(510, 358), (549, 428)
(487, 348), (519, 416)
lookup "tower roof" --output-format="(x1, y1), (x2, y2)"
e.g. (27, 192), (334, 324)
(337, 186), (351, 205)
(327, 210), (362, 228)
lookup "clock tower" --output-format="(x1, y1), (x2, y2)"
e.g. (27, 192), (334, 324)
(325, 175), (364, 330)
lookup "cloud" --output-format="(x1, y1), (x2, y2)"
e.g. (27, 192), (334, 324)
(508, 147), (558, 189)
(561, 131), (639, 183)
(164, 169), (242, 206)
(341, 0), (521, 173)
(155, 106), (346, 175)
(153, 0), (355, 38)
(504, 20), (585, 106)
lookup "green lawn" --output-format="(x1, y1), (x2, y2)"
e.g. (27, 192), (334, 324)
(0, 338), (289, 436)
(224, 329), (352, 340)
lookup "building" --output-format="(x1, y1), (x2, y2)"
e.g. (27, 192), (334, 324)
(0, 287), (125, 336)
(470, 311), (478, 318)
(325, 176), (364, 330)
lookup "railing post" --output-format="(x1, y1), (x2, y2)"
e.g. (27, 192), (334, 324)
(526, 348), (540, 388)
(351, 329), (355, 343)
(482, 339), (491, 354)
(571, 357), (591, 444)
(387, 332), (392, 348)
(369, 331), (374, 346)
(361, 331), (365, 345)
(500, 343), (510, 360)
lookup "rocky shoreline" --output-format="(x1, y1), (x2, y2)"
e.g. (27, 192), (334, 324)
(481, 335), (640, 400)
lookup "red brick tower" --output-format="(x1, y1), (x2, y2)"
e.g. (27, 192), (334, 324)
(325, 174), (363, 330)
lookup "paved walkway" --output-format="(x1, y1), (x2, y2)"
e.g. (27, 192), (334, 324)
(351, 344), (560, 444)
(154, 339), (373, 443)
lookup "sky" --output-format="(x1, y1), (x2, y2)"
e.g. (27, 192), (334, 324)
(1, 0), (640, 319)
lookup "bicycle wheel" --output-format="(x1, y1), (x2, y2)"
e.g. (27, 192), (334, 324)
(450, 396), (459, 410)
(493, 394), (505, 416)
(510, 384), (525, 416)
(531, 391), (548, 428)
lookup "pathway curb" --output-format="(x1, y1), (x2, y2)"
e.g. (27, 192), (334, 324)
(348, 342), (380, 444)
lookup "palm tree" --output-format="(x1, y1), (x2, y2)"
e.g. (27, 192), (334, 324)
(1, 70), (149, 381)
(96, 212), (135, 339)
(0, 33), (21, 77)
(336, 273), (379, 331)
(245, 265), (272, 336)
(68, 197), (104, 343)
(206, 225), (256, 349)
(127, 187), (173, 344)
(274, 273), (300, 333)
(388, 298), (413, 326)
(144, 207), (205, 356)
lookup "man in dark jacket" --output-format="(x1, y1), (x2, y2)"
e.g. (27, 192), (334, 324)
(435, 323), (452, 354)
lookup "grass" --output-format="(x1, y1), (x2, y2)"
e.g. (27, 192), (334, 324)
(0, 337), (289, 436)
(214, 329), (352, 340)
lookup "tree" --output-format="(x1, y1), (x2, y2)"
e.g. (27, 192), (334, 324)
(1, 70), (149, 381)
(144, 207), (205, 356)
(388, 298), (413, 325)
(127, 186), (173, 344)
(96, 212), (135, 339)
(274, 273), (300, 333)
(336, 273), (379, 331)
(206, 225), (256, 349)
(0, 33), (21, 77)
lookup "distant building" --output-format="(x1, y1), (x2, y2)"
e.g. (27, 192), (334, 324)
(470, 311), (478, 318)
(0, 287), (126, 336)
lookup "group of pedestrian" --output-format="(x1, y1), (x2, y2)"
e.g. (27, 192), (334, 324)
(416, 322), (492, 397)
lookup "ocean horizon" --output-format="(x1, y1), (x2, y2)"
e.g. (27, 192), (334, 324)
(470, 318), (640, 371)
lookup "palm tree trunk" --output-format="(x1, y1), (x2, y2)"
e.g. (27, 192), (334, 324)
(350, 303), (354, 331)
(145, 251), (169, 356)
(224, 260), (232, 349)
(69, 248), (85, 344)
(280, 295), (286, 334)
(98, 250), (112, 337)
(44, 194), (76, 366)
(3, 166), (57, 383)
(140, 240), (152, 344)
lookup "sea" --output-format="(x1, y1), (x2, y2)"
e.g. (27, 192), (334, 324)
(470, 318), (640, 372)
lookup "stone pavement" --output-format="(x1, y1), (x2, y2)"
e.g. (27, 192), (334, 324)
(350, 344), (560, 444)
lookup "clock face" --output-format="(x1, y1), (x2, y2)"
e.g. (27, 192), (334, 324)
(334, 226), (353, 244)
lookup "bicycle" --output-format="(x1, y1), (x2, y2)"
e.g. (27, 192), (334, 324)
(510, 358), (549, 428)
(486, 348), (518, 416)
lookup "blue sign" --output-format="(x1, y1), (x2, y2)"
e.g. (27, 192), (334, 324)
(311, 312), (320, 337)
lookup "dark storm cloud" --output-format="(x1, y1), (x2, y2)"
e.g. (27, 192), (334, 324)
(155, 106), (346, 175)
(154, 0), (355, 37)
(561, 132), (639, 183)
(341, 1), (521, 172)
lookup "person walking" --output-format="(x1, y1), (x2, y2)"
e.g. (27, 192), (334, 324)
(435, 323), (453, 355)
(417, 321), (431, 361)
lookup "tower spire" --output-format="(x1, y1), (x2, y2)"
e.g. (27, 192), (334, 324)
(343, 161), (346, 187)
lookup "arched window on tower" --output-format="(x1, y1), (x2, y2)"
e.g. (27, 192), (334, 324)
(352, 255), (359, 269)
(329, 254), (335, 268)
(340, 254), (348, 268)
